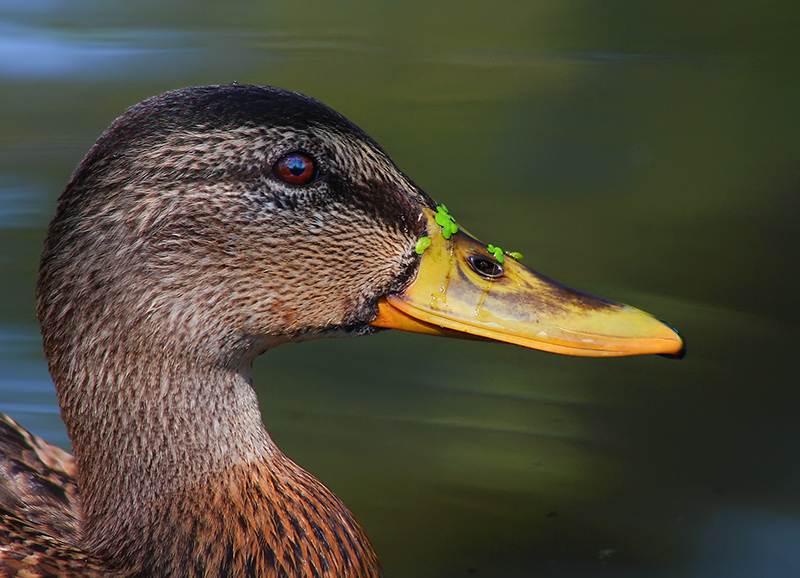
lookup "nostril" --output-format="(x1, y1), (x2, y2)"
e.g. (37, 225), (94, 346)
(467, 255), (504, 279)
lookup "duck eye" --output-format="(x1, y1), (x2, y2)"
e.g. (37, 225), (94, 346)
(467, 255), (504, 279)
(273, 152), (318, 186)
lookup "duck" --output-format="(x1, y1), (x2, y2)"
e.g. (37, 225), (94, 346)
(0, 84), (684, 577)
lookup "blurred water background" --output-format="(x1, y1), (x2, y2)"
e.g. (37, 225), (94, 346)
(1, 1), (799, 576)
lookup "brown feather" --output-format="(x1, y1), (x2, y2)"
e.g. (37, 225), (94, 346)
(2, 85), (437, 576)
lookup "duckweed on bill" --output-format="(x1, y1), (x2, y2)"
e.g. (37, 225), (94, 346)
(415, 236), (432, 254)
(434, 205), (458, 240)
(486, 244), (505, 264)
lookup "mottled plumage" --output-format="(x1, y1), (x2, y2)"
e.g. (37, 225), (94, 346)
(2, 85), (430, 577)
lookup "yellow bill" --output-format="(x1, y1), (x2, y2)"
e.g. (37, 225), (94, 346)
(371, 206), (685, 358)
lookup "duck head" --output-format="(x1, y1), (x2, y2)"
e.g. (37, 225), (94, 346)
(34, 85), (683, 574)
(38, 84), (682, 373)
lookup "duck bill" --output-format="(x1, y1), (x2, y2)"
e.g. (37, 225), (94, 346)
(371, 207), (684, 358)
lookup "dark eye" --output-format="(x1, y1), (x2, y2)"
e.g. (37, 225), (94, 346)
(273, 152), (318, 186)
(467, 255), (504, 279)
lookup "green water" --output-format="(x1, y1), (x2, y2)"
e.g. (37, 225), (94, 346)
(1, 1), (799, 576)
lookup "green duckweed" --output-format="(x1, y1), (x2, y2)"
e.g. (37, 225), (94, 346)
(434, 205), (458, 240)
(486, 244), (505, 264)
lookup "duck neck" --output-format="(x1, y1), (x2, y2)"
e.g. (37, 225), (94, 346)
(52, 342), (382, 577)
